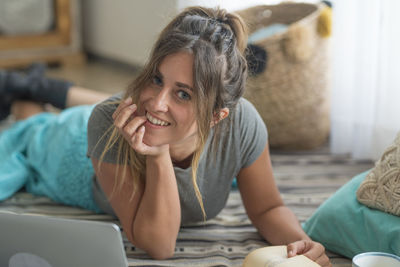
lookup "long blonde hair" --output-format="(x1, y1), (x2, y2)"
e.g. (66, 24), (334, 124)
(98, 6), (248, 220)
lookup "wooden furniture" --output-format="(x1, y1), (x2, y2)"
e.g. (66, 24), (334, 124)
(0, 0), (85, 68)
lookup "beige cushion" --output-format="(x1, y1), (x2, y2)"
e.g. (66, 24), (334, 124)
(356, 132), (400, 216)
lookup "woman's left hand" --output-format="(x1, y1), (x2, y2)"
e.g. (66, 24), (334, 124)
(287, 240), (331, 267)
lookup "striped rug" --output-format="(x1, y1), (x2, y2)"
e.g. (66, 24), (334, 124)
(0, 144), (374, 267)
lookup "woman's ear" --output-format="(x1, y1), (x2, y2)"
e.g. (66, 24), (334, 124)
(211, 108), (230, 127)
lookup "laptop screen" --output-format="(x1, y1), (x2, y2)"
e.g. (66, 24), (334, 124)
(0, 211), (128, 267)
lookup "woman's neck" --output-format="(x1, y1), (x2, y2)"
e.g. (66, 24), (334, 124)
(171, 154), (194, 169)
(169, 138), (198, 169)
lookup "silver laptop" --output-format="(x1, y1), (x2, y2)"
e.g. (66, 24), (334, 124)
(0, 211), (128, 267)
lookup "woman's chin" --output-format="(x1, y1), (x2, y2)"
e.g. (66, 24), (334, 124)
(142, 136), (163, 147)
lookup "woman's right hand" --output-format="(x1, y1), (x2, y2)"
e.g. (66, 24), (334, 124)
(287, 240), (331, 267)
(112, 97), (169, 156)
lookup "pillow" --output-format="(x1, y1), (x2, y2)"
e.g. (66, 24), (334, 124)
(356, 132), (400, 216)
(302, 171), (400, 259)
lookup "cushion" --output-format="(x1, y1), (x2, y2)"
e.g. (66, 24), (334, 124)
(356, 132), (400, 216)
(302, 171), (400, 259)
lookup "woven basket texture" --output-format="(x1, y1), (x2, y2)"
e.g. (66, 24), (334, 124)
(357, 133), (400, 216)
(237, 3), (331, 149)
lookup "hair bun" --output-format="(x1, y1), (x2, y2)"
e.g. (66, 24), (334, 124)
(185, 6), (248, 54)
(212, 8), (248, 54)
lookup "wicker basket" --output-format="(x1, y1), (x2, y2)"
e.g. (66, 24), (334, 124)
(237, 2), (331, 149)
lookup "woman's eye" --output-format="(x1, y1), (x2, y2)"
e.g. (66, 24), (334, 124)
(152, 75), (163, 86)
(177, 90), (191, 101)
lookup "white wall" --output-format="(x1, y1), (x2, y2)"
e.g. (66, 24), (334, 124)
(82, 0), (177, 66)
(177, 0), (279, 12)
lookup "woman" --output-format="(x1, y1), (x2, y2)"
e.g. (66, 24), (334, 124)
(0, 6), (330, 266)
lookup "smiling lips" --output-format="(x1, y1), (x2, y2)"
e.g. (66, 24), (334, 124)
(145, 112), (171, 126)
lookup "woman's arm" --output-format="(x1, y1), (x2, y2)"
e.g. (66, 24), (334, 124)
(236, 143), (331, 267)
(91, 98), (181, 260)
(92, 156), (181, 260)
(133, 151), (181, 259)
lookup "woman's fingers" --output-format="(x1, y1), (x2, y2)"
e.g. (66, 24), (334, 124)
(314, 253), (331, 267)
(112, 99), (167, 156)
(287, 240), (331, 267)
(118, 116), (146, 149)
(302, 242), (325, 262)
(112, 99), (147, 148)
(130, 126), (157, 155)
(287, 240), (309, 257)
(130, 126), (170, 156)
(112, 97), (132, 120)
(112, 98), (166, 156)
(113, 103), (136, 129)
(123, 116), (146, 136)
(131, 126), (146, 151)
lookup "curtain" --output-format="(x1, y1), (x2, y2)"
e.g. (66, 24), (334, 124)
(330, 0), (400, 160)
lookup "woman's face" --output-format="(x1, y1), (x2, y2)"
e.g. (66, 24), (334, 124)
(138, 52), (198, 148)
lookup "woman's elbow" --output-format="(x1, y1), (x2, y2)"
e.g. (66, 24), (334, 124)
(129, 234), (176, 260)
(131, 224), (178, 259)
(147, 242), (176, 260)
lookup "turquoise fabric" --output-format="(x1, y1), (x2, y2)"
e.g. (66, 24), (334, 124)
(303, 171), (400, 258)
(0, 105), (101, 212)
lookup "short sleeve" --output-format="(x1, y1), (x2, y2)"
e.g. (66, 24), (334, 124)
(87, 93), (122, 163)
(237, 98), (268, 168)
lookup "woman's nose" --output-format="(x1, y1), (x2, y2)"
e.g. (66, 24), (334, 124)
(151, 87), (169, 112)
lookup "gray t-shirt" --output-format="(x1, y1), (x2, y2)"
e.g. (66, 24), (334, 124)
(87, 93), (268, 224)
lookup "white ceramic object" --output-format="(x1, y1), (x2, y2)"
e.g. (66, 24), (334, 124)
(352, 252), (400, 267)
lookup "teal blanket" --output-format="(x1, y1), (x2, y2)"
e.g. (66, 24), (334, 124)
(0, 105), (101, 212)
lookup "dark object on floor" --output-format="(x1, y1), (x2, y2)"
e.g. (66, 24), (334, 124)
(0, 63), (73, 120)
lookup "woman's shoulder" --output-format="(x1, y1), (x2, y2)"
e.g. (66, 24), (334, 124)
(87, 92), (123, 138)
(219, 97), (268, 149)
(92, 92), (123, 117)
(87, 92), (123, 161)
(234, 97), (265, 126)
(232, 97), (268, 146)
(88, 92), (123, 126)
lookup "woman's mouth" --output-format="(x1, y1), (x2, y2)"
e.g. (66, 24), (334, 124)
(145, 112), (171, 126)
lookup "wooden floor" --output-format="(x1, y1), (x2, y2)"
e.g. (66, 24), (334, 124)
(45, 57), (140, 95)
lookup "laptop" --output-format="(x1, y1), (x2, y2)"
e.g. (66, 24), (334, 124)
(0, 211), (128, 267)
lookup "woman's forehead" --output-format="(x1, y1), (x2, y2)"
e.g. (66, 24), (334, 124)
(158, 52), (194, 88)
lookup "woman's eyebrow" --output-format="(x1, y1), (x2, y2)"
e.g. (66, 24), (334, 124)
(176, 82), (193, 91)
(157, 69), (193, 91)
(156, 69), (163, 78)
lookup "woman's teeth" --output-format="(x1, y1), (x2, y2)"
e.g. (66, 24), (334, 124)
(146, 112), (170, 126)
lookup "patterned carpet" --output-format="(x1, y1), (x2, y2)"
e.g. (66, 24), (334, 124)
(0, 139), (374, 266)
